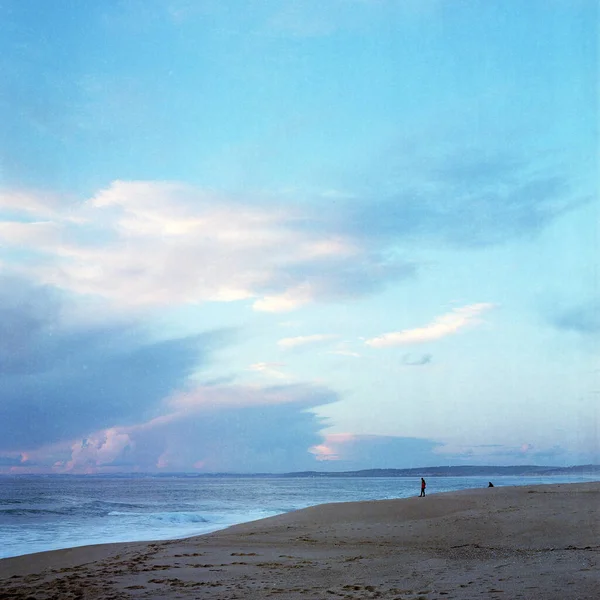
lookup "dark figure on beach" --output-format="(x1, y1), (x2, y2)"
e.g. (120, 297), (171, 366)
(488, 482), (494, 487)
(419, 478), (426, 497)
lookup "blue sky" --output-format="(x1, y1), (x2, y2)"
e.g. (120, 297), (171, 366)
(0, 0), (598, 473)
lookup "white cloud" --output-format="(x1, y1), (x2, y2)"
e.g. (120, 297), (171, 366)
(366, 303), (494, 348)
(253, 284), (314, 313)
(0, 181), (371, 311)
(278, 333), (340, 349)
(248, 362), (288, 379)
(328, 350), (361, 357)
(328, 340), (362, 357)
(0, 189), (66, 219)
(0, 221), (63, 248)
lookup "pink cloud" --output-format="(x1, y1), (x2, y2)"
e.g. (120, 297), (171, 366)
(63, 428), (133, 473)
(309, 432), (356, 461)
(156, 452), (170, 470)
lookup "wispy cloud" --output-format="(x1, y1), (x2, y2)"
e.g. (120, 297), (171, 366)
(167, 383), (330, 412)
(0, 189), (71, 219)
(550, 300), (600, 335)
(253, 284), (314, 313)
(344, 145), (589, 249)
(247, 362), (288, 379)
(366, 303), (494, 348)
(278, 333), (340, 349)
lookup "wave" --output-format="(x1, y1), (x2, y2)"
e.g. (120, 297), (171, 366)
(0, 496), (47, 505)
(84, 500), (152, 512)
(107, 511), (209, 525)
(0, 508), (73, 516)
(0, 500), (161, 517)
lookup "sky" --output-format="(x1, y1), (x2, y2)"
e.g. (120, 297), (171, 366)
(0, 0), (598, 474)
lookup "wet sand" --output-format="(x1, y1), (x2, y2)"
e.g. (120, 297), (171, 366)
(1, 482), (598, 599)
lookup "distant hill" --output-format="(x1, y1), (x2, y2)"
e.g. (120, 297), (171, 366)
(280, 465), (600, 477)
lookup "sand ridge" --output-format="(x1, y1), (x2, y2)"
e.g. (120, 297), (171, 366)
(1, 482), (598, 599)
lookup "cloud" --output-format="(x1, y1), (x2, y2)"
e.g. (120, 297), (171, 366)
(3, 153), (571, 317)
(366, 303), (494, 348)
(5, 383), (339, 474)
(0, 181), (412, 311)
(328, 350), (361, 358)
(278, 333), (340, 349)
(402, 353), (432, 366)
(0, 276), (222, 452)
(0, 189), (72, 220)
(551, 300), (600, 335)
(309, 432), (356, 461)
(247, 362), (288, 379)
(65, 429), (134, 472)
(344, 146), (589, 248)
(327, 340), (362, 358)
(131, 386), (334, 473)
(253, 284), (314, 313)
(166, 383), (327, 412)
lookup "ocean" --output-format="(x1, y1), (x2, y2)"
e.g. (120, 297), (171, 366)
(1, 474), (596, 559)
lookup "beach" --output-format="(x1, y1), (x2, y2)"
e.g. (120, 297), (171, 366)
(1, 482), (598, 599)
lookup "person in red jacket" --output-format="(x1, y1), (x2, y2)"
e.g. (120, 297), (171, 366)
(420, 477), (426, 497)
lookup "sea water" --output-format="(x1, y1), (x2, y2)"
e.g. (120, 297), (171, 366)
(0, 474), (596, 559)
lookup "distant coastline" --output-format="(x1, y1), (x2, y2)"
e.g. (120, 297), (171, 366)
(2, 464), (599, 478)
(280, 464), (600, 478)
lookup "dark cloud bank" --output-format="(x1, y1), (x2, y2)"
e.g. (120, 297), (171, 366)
(0, 277), (216, 451)
(0, 277), (346, 472)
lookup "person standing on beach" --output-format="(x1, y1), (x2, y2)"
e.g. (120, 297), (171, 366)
(420, 478), (426, 497)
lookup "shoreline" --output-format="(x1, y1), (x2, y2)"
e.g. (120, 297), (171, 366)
(3, 475), (598, 562)
(1, 482), (598, 599)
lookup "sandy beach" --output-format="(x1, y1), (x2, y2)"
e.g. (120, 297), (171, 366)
(1, 482), (598, 599)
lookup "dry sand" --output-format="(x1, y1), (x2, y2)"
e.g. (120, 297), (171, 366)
(1, 482), (598, 599)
